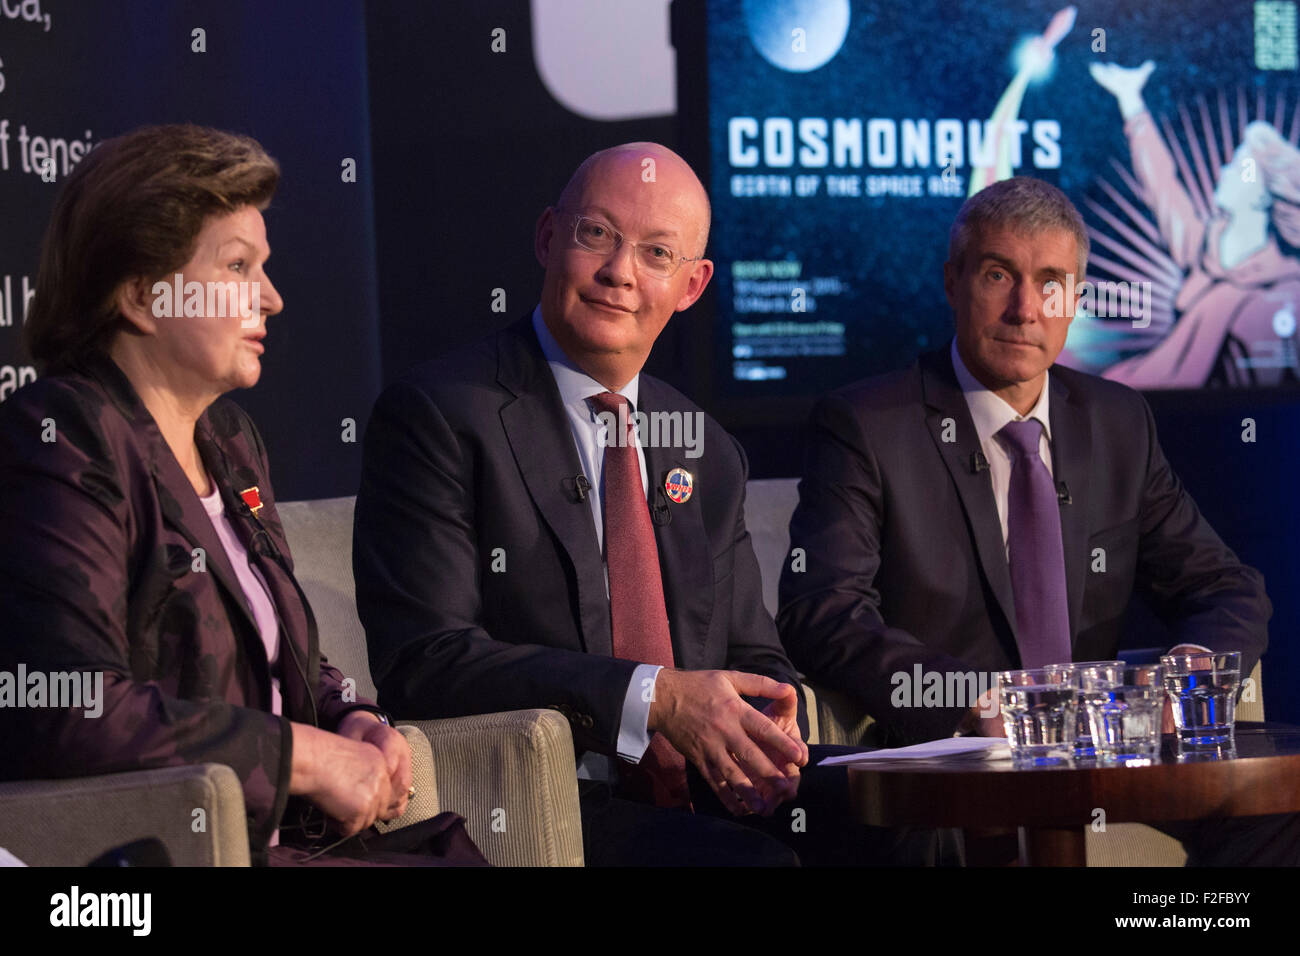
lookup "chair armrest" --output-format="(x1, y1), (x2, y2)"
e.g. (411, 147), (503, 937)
(374, 724), (441, 833)
(0, 764), (250, 867)
(1239, 660), (1265, 722)
(805, 681), (878, 747)
(801, 682), (822, 745)
(399, 710), (583, 866)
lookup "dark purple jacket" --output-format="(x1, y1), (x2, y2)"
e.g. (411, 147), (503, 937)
(0, 351), (381, 853)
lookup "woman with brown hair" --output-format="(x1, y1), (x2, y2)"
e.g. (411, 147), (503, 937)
(0, 124), (483, 865)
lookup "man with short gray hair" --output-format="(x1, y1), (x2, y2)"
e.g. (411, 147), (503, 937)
(779, 176), (1294, 864)
(948, 175), (1090, 280)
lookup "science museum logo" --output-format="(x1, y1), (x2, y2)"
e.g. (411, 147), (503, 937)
(744, 0), (851, 73)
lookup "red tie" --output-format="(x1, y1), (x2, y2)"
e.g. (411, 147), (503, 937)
(590, 391), (691, 809)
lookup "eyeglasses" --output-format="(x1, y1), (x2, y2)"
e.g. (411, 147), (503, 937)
(560, 211), (702, 278)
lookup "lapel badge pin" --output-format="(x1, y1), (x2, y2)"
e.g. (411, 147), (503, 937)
(664, 467), (694, 504)
(239, 486), (265, 515)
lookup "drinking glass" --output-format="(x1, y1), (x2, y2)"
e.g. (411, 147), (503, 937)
(1045, 660), (1124, 759)
(1160, 651), (1240, 753)
(1079, 663), (1164, 765)
(998, 668), (1077, 767)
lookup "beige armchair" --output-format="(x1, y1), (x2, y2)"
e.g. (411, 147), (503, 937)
(275, 496), (584, 866)
(0, 723), (432, 867)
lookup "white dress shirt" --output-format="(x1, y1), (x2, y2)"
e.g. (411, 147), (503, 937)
(949, 339), (1209, 658)
(532, 306), (659, 779)
(950, 338), (1054, 559)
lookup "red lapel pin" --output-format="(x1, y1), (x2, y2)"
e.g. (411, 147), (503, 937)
(239, 486), (264, 515)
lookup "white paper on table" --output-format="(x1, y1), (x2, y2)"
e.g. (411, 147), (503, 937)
(817, 736), (1011, 766)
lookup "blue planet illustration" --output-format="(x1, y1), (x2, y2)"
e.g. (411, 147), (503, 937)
(744, 0), (851, 73)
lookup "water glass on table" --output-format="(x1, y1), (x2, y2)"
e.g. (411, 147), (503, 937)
(1046, 660), (1124, 760)
(1161, 651), (1241, 754)
(998, 667), (1077, 767)
(1078, 663), (1164, 765)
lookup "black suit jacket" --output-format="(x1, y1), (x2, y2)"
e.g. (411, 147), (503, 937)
(777, 345), (1270, 746)
(353, 315), (804, 753)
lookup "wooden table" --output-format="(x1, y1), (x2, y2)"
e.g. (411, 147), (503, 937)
(846, 722), (1300, 865)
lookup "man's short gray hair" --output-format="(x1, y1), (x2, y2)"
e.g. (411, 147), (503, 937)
(948, 177), (1089, 278)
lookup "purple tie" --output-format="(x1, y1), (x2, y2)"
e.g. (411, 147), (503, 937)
(997, 420), (1071, 668)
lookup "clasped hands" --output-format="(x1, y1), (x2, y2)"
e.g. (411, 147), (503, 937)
(290, 711), (413, 838)
(649, 668), (808, 817)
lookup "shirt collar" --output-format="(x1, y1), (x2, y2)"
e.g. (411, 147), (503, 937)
(949, 337), (1052, 447)
(532, 304), (639, 412)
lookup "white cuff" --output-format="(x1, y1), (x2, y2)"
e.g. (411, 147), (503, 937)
(616, 664), (663, 763)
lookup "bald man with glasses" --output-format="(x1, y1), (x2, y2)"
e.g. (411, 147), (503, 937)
(353, 143), (944, 865)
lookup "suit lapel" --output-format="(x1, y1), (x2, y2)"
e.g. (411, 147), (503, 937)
(152, 443), (254, 638)
(919, 348), (1021, 649)
(1047, 373), (1092, 649)
(638, 379), (714, 666)
(497, 318), (613, 657)
(195, 416), (318, 716)
(78, 353), (263, 648)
